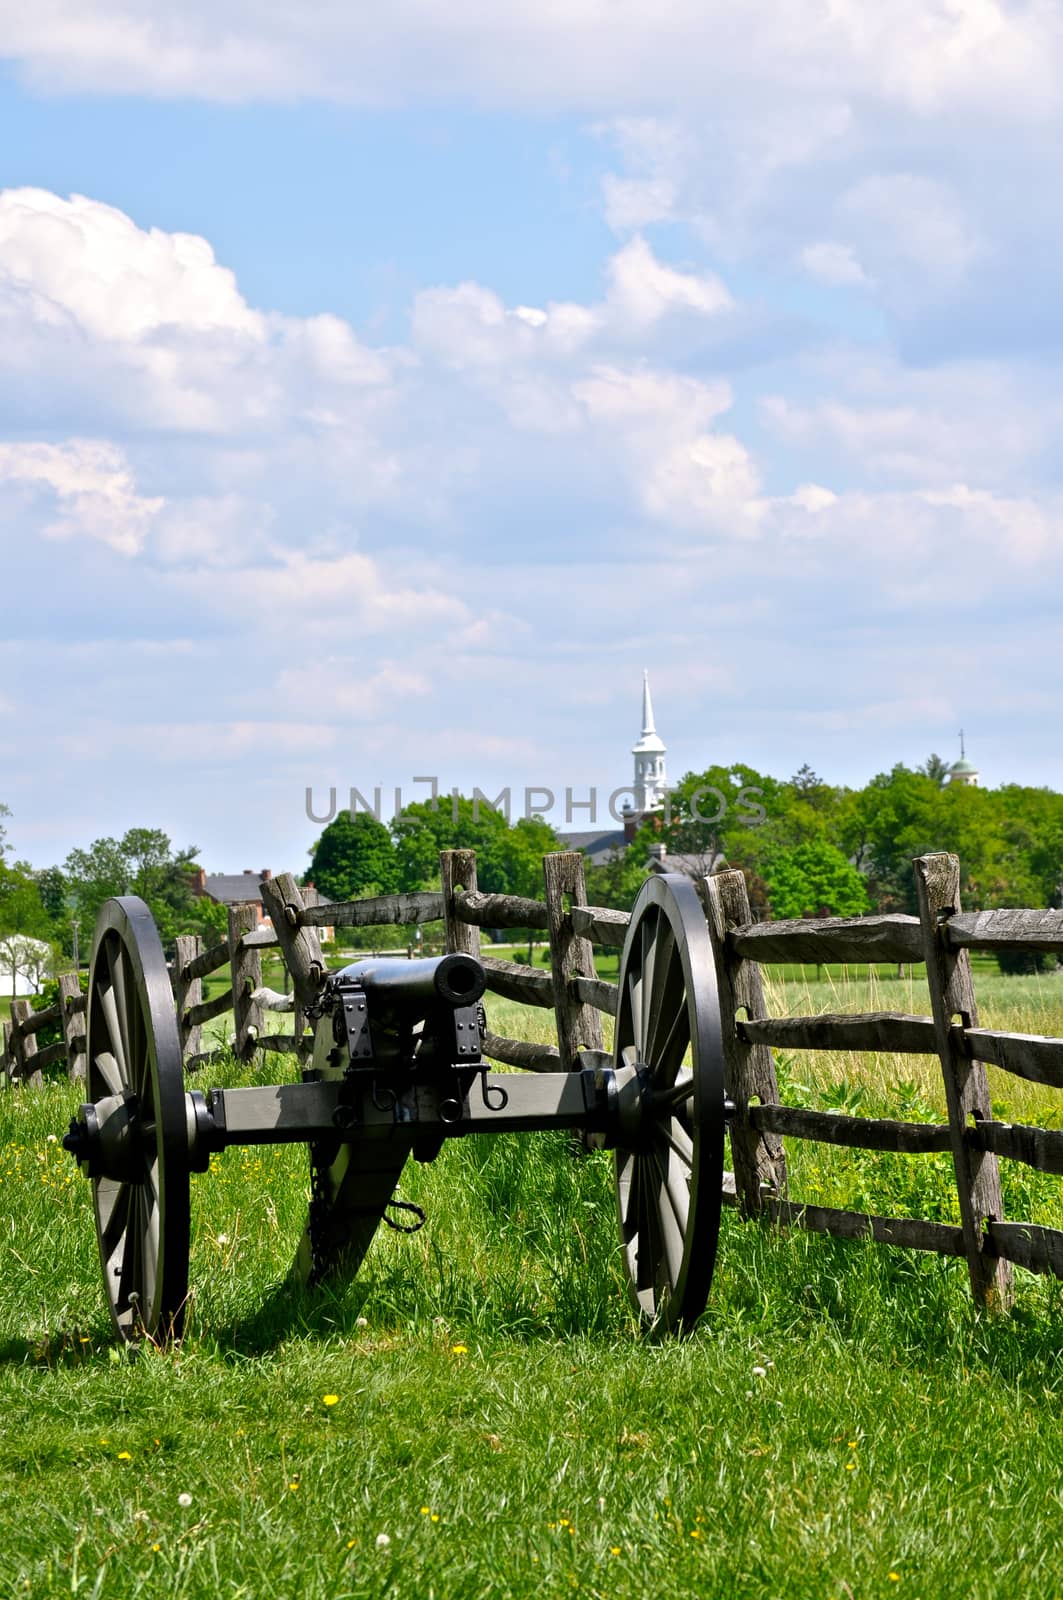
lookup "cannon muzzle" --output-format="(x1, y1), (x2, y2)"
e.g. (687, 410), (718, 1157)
(335, 952), (486, 1016)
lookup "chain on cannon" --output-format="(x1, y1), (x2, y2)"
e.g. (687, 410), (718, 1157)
(62, 875), (728, 1342)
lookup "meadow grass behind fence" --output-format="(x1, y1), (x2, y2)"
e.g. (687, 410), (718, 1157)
(3, 982), (1063, 1597)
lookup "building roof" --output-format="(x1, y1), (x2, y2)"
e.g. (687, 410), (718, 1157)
(950, 757), (979, 775)
(199, 872), (267, 904)
(556, 829), (627, 866)
(648, 850), (726, 878)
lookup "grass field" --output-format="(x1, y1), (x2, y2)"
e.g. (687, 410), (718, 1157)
(3, 976), (1063, 1597)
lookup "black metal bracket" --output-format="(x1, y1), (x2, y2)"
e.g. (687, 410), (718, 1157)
(336, 981), (373, 1066)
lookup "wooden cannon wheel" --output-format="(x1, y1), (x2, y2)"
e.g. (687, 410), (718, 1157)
(613, 874), (726, 1334)
(83, 897), (191, 1342)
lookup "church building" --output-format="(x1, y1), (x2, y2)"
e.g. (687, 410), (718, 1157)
(948, 732), (979, 787)
(559, 671), (671, 864)
(626, 669), (669, 825)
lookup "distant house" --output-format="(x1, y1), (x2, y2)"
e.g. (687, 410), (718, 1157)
(557, 828), (628, 867)
(190, 868), (274, 925)
(190, 868), (334, 942)
(646, 843), (727, 879)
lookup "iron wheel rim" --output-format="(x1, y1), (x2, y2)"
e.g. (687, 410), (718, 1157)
(613, 874), (725, 1334)
(86, 897), (190, 1342)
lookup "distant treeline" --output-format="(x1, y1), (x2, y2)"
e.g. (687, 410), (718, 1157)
(2, 758), (1061, 985)
(638, 760), (1063, 920)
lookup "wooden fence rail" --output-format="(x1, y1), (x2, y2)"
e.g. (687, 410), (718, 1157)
(6, 846), (1063, 1306)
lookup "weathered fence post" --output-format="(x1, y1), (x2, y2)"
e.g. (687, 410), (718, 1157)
(441, 850), (481, 958)
(1, 1018), (12, 1082)
(228, 905), (265, 1064)
(57, 972), (86, 1081)
(293, 886), (322, 1054)
(914, 852), (1013, 1310)
(10, 1000), (42, 1088)
(259, 873), (326, 1050)
(700, 870), (787, 1214)
(542, 851), (604, 1070)
(173, 935), (203, 1064)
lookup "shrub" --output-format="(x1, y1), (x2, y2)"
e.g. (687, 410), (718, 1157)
(996, 948), (1059, 976)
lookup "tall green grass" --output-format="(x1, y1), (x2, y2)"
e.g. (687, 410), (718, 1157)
(3, 979), (1063, 1597)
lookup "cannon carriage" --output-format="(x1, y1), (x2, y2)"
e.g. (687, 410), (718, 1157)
(62, 871), (729, 1342)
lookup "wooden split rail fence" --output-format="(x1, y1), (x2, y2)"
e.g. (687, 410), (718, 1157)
(6, 847), (1063, 1308)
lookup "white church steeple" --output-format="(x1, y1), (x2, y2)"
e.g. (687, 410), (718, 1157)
(632, 669), (668, 814)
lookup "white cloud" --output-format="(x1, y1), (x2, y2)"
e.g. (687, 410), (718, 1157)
(3, 172), (1063, 870)
(760, 354), (1058, 487)
(0, 439), (163, 554)
(800, 241), (872, 288)
(0, 188), (392, 436)
(411, 235), (730, 375)
(571, 366), (760, 534)
(838, 174), (981, 293)
(179, 549), (472, 631)
(752, 480), (1063, 600)
(787, 483), (838, 514)
(642, 433), (763, 533)
(601, 174), (677, 232)
(2, 2), (1058, 115)
(604, 236), (732, 325)
(919, 484), (1057, 562)
(4, 6), (1061, 370)
(572, 366), (732, 431)
(57, 718), (338, 766)
(0, 188), (264, 342)
(275, 659), (433, 719)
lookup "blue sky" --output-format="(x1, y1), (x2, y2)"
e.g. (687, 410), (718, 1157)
(1, 2), (1061, 874)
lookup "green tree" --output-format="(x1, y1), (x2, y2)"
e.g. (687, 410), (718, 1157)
(760, 840), (870, 920)
(186, 896), (230, 942)
(789, 764), (834, 810)
(658, 763), (784, 872)
(392, 796), (552, 896)
(919, 754), (951, 788)
(583, 848), (651, 913)
(306, 810), (399, 902)
(995, 784), (1063, 907)
(479, 815), (563, 900)
(837, 765), (943, 911)
(63, 829), (204, 948)
(35, 866), (68, 926)
(0, 823), (56, 992)
(0, 860), (51, 941)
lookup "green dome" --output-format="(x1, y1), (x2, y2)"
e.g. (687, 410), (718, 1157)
(951, 757), (978, 775)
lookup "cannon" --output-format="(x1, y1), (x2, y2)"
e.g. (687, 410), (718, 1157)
(62, 875), (728, 1341)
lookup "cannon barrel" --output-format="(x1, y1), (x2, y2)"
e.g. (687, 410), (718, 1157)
(336, 952), (485, 1013)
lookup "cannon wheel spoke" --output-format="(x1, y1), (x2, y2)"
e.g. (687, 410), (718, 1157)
(612, 875), (726, 1335)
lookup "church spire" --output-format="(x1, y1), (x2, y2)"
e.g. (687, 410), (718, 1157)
(641, 669), (656, 738)
(631, 671), (667, 815)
